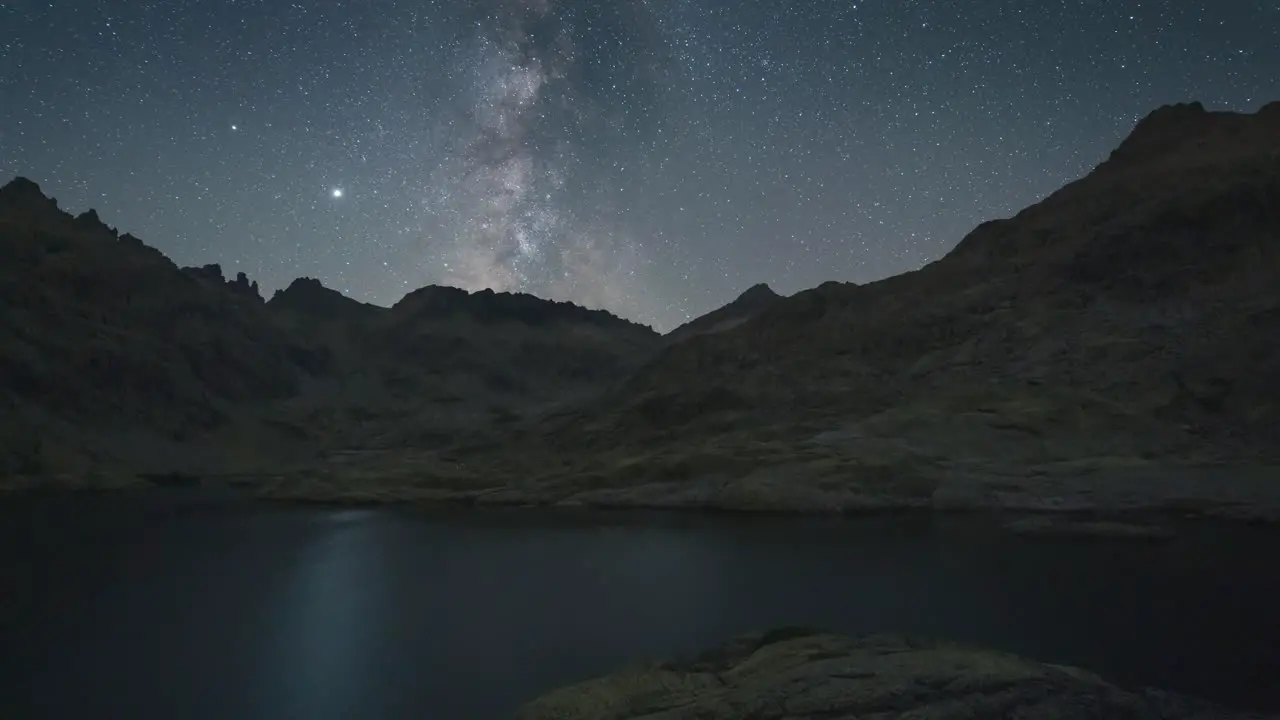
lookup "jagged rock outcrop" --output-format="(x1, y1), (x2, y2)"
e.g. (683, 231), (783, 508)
(268, 277), (373, 319)
(182, 263), (262, 301)
(519, 629), (1274, 720)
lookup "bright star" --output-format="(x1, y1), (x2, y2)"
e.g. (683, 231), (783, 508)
(230, 124), (238, 131)
(331, 188), (344, 198)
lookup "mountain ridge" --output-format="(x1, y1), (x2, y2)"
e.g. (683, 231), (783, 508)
(4, 100), (1279, 518)
(0, 179), (662, 484)
(0, 175), (658, 332)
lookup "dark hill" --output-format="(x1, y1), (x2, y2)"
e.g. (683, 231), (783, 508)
(0, 178), (661, 487)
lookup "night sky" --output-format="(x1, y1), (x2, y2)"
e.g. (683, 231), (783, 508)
(2, 1), (1277, 330)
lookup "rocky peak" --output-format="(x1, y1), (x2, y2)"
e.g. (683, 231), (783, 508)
(1134, 100), (1208, 130)
(70, 208), (121, 240)
(393, 285), (655, 333)
(182, 263), (263, 301)
(0, 176), (50, 204)
(229, 271), (261, 301)
(0, 176), (62, 217)
(268, 276), (366, 316)
(184, 263), (226, 283)
(272, 276), (335, 302)
(1103, 101), (1243, 169)
(948, 99), (1279, 276)
(665, 282), (784, 342)
(393, 284), (470, 315)
(735, 282), (779, 304)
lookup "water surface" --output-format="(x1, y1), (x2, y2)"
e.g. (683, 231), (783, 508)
(2, 492), (1277, 718)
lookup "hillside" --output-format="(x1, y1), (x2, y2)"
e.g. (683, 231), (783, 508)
(593, 101), (1280, 452)
(268, 101), (1280, 515)
(0, 180), (660, 487)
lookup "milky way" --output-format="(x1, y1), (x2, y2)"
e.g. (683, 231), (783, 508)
(427, 0), (657, 319)
(2, 0), (1277, 329)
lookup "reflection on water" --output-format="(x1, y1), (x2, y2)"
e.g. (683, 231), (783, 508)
(1, 494), (1278, 719)
(272, 514), (383, 719)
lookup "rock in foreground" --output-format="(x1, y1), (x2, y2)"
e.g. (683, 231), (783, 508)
(519, 629), (1273, 720)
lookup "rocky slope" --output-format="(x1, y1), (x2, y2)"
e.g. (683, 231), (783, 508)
(0, 179), (298, 484)
(265, 101), (1280, 517)
(519, 629), (1275, 720)
(0, 178), (660, 486)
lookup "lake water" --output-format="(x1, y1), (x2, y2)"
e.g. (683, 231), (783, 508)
(1, 491), (1278, 718)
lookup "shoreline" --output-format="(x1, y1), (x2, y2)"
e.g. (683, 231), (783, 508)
(7, 475), (1277, 533)
(6, 455), (1279, 531)
(251, 459), (1280, 525)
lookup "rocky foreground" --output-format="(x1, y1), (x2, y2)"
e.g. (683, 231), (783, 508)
(519, 629), (1275, 720)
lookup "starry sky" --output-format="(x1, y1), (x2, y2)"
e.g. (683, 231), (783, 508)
(1, 0), (1277, 330)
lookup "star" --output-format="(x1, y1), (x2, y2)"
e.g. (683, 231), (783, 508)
(3, 0), (1273, 332)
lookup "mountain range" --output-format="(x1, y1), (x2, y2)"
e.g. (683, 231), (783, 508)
(0, 183), (658, 486)
(2, 100), (1278, 517)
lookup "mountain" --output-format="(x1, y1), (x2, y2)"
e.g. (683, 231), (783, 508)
(0, 180), (300, 484)
(289, 100), (1278, 515)
(6, 100), (1279, 513)
(0, 178), (660, 487)
(665, 283), (781, 344)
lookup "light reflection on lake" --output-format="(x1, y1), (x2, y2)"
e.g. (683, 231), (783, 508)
(1, 493), (1277, 718)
